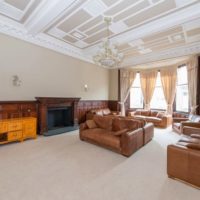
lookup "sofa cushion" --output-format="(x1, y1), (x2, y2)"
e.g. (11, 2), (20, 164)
(150, 111), (158, 117)
(93, 115), (113, 131)
(86, 120), (97, 129)
(156, 112), (165, 118)
(140, 110), (150, 116)
(81, 128), (120, 150)
(112, 118), (139, 132)
(102, 108), (111, 115)
(134, 110), (141, 115)
(95, 110), (103, 116)
(192, 115), (200, 122)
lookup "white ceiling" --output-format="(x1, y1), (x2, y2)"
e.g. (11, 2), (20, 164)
(0, 0), (200, 68)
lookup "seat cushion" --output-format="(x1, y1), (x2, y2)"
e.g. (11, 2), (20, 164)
(81, 128), (120, 150)
(145, 117), (162, 123)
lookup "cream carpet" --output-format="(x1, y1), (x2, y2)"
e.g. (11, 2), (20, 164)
(0, 127), (199, 200)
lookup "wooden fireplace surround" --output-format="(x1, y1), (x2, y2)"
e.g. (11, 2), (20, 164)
(36, 97), (80, 135)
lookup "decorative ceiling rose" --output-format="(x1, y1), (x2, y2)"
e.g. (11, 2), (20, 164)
(93, 17), (124, 68)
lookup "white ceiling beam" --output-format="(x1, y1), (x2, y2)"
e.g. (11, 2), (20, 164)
(24, 0), (79, 35)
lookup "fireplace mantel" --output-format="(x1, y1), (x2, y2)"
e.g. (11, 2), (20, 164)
(36, 97), (81, 135)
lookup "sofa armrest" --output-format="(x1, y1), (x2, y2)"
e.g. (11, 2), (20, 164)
(173, 117), (189, 123)
(121, 128), (143, 157)
(182, 126), (200, 136)
(79, 123), (88, 131)
(181, 122), (200, 128)
(162, 115), (172, 126)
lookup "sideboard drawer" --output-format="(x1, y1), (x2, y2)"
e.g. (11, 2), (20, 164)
(7, 131), (22, 141)
(23, 121), (36, 138)
(0, 122), (8, 133)
(8, 121), (22, 131)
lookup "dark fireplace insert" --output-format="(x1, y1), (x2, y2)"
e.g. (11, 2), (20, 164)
(47, 107), (73, 130)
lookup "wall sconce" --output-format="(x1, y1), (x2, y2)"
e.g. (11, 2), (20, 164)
(12, 75), (22, 87)
(84, 84), (88, 92)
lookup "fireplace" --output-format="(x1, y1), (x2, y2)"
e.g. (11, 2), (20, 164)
(36, 97), (81, 136)
(47, 107), (73, 130)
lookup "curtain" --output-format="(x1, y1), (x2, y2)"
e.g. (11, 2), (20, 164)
(160, 67), (177, 114)
(140, 70), (157, 110)
(186, 56), (198, 114)
(120, 69), (136, 116)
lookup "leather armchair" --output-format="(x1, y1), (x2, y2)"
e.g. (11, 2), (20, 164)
(172, 114), (200, 134)
(167, 136), (200, 188)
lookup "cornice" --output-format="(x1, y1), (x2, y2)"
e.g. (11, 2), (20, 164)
(0, 19), (92, 64)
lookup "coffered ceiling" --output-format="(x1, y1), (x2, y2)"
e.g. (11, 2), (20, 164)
(0, 0), (200, 68)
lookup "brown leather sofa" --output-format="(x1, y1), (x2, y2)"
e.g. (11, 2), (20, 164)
(167, 135), (200, 188)
(172, 114), (200, 134)
(86, 108), (121, 120)
(128, 110), (172, 128)
(80, 115), (154, 157)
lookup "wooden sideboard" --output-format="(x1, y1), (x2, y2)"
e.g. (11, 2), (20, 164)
(0, 117), (37, 144)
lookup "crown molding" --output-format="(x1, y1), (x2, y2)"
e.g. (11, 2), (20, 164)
(0, 18), (93, 64)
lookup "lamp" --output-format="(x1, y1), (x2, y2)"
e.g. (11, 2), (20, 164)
(93, 17), (124, 68)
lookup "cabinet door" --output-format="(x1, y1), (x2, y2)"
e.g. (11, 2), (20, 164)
(0, 122), (8, 133)
(23, 120), (36, 139)
(8, 121), (22, 132)
(7, 131), (22, 141)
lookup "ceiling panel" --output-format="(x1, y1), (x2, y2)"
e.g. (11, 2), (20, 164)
(58, 9), (91, 33)
(85, 22), (106, 36)
(78, 16), (103, 32)
(5, 0), (31, 11)
(84, 29), (113, 44)
(186, 27), (200, 37)
(124, 0), (176, 27)
(105, 0), (140, 16)
(114, 0), (150, 22)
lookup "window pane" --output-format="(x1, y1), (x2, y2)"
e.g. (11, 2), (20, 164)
(133, 73), (140, 87)
(150, 87), (167, 109)
(177, 66), (188, 85)
(176, 85), (189, 112)
(150, 72), (166, 109)
(130, 72), (143, 108)
(130, 87), (143, 108)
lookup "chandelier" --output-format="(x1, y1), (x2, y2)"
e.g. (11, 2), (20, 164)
(93, 17), (124, 68)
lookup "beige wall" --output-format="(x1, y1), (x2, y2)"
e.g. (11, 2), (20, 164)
(0, 33), (109, 101)
(109, 69), (118, 100)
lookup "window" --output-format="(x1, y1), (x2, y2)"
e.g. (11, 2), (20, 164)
(176, 66), (189, 112)
(130, 73), (143, 108)
(150, 72), (167, 110)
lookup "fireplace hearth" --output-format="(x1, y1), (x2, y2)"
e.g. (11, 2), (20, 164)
(36, 97), (81, 136)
